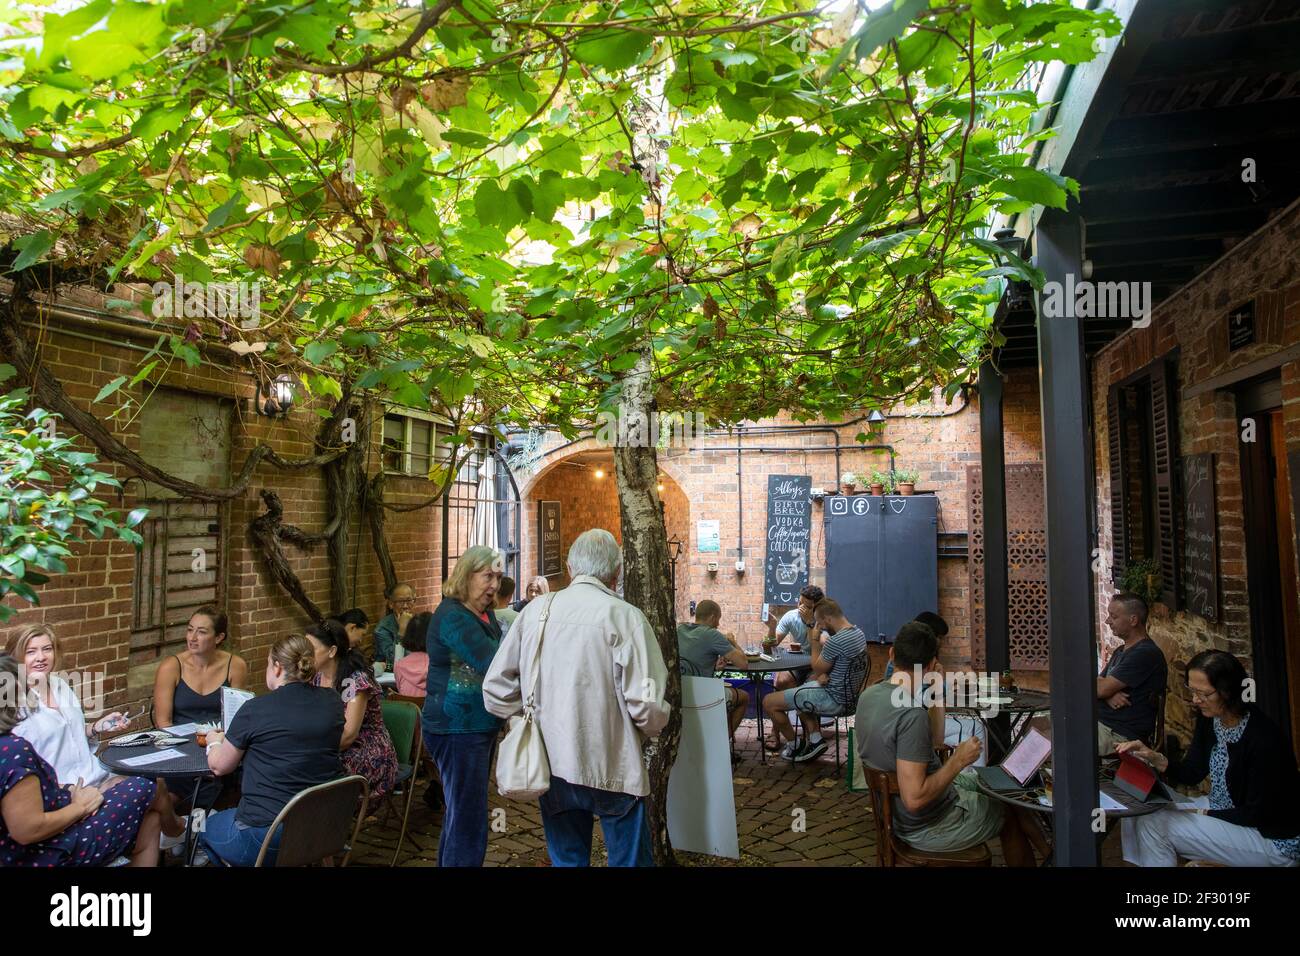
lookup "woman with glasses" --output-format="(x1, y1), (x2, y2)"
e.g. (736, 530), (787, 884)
(1118, 650), (1300, 867)
(374, 583), (418, 668)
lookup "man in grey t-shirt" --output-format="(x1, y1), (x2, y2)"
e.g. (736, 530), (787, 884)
(856, 622), (1035, 862)
(676, 600), (750, 742)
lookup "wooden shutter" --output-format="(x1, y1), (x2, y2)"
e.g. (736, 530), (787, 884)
(1149, 359), (1180, 609)
(1106, 384), (1128, 584)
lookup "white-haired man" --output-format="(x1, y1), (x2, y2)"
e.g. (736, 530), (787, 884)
(484, 528), (670, 866)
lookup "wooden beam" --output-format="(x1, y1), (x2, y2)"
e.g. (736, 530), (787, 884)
(1095, 100), (1300, 159)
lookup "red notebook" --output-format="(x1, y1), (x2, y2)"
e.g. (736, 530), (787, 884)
(1115, 752), (1158, 801)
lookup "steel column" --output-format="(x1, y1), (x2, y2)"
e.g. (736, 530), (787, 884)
(1034, 209), (1100, 866)
(978, 360), (1011, 761)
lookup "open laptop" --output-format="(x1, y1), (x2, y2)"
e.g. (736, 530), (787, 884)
(974, 726), (1052, 792)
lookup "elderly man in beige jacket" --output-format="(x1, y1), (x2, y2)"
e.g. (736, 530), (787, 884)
(483, 528), (670, 866)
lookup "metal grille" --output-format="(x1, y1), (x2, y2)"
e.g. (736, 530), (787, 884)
(967, 463), (1049, 670)
(130, 500), (225, 667)
(441, 444), (521, 585)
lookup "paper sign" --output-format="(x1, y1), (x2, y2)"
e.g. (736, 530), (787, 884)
(697, 519), (720, 553)
(119, 748), (185, 767)
(222, 687), (254, 728)
(667, 677), (739, 859)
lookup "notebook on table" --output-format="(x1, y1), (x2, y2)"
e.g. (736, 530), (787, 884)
(974, 726), (1052, 792)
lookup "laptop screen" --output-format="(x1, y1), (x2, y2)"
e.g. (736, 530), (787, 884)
(1001, 726), (1051, 786)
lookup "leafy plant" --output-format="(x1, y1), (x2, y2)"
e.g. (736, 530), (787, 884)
(1120, 558), (1163, 608)
(840, 472), (859, 487)
(0, 385), (145, 622)
(870, 470), (893, 490)
(894, 469), (919, 485)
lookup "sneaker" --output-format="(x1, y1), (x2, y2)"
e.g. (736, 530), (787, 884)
(160, 816), (190, 851)
(780, 739), (803, 761)
(188, 849), (210, 867)
(795, 738), (830, 763)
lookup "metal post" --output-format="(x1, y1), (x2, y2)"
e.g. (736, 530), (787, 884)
(1034, 210), (1100, 866)
(978, 360), (1011, 761)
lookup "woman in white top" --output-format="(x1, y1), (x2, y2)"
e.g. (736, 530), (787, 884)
(5, 625), (185, 840)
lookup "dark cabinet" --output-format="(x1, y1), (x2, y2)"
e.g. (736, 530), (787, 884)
(823, 493), (937, 643)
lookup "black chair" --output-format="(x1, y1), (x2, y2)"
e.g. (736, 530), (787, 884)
(793, 653), (871, 769)
(253, 775), (369, 867)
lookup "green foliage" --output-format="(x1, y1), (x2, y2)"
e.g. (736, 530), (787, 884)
(0, 389), (145, 622)
(0, 0), (1120, 437)
(869, 470), (892, 491)
(894, 468), (919, 485)
(1120, 558), (1163, 608)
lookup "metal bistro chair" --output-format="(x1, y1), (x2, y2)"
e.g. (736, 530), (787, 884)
(389, 693), (443, 810)
(792, 652), (871, 770)
(379, 698), (423, 866)
(253, 775), (369, 867)
(863, 762), (992, 868)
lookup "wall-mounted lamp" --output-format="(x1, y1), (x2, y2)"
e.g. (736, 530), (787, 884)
(992, 228), (1027, 260)
(256, 373), (296, 418)
(867, 409), (886, 424)
(657, 477), (665, 492)
(593, 467), (605, 479)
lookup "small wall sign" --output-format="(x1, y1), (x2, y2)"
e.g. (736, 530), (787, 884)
(697, 519), (720, 553)
(1228, 300), (1255, 351)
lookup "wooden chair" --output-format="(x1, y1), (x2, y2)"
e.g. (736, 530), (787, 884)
(379, 698), (423, 866)
(863, 764), (992, 867)
(253, 775), (368, 867)
(1150, 687), (1168, 752)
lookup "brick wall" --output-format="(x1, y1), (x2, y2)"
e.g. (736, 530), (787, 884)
(517, 370), (1045, 667)
(1, 301), (450, 714)
(1092, 198), (1300, 741)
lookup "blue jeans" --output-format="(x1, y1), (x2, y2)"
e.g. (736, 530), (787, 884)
(200, 809), (279, 867)
(538, 776), (654, 867)
(424, 730), (495, 867)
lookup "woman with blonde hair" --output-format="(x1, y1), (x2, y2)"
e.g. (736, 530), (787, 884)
(422, 545), (504, 866)
(0, 653), (170, 866)
(511, 575), (550, 613)
(201, 634), (344, 866)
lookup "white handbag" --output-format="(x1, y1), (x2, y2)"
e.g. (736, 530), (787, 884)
(495, 593), (555, 800)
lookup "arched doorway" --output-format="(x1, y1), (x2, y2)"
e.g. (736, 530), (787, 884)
(518, 445), (690, 621)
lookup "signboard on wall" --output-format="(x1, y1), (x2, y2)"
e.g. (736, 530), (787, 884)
(538, 501), (562, 576)
(1227, 300), (1255, 351)
(1181, 453), (1218, 622)
(697, 519), (720, 553)
(763, 475), (811, 606)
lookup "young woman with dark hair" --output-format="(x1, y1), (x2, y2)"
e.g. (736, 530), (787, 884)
(306, 621), (397, 804)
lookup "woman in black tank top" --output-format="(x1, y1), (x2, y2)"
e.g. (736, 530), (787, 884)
(152, 606), (248, 813)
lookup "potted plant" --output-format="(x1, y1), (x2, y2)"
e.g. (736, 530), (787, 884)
(894, 469), (919, 496)
(1120, 558), (1162, 608)
(840, 472), (858, 495)
(869, 470), (890, 495)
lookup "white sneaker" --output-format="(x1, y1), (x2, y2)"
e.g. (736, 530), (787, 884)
(779, 740), (801, 760)
(160, 813), (191, 850)
(189, 849), (210, 867)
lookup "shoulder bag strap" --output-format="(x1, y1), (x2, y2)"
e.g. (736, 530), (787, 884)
(524, 592), (558, 714)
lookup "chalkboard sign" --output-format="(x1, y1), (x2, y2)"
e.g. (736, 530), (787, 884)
(763, 475), (811, 605)
(1181, 453), (1218, 622)
(538, 501), (562, 577)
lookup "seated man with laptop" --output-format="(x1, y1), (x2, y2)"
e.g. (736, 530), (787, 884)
(856, 622), (1038, 864)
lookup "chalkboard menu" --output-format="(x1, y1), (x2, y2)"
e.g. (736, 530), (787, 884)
(764, 475), (811, 605)
(538, 501), (562, 577)
(1181, 453), (1218, 622)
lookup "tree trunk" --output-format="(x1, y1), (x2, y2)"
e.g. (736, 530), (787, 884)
(612, 346), (680, 866)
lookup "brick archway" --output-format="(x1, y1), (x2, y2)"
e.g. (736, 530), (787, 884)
(516, 442), (691, 620)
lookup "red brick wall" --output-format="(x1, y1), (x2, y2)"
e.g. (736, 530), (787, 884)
(1092, 198), (1300, 740)
(1, 305), (450, 713)
(518, 371), (1044, 666)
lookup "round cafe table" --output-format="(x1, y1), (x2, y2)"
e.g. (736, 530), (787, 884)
(98, 732), (216, 866)
(972, 765), (1162, 865)
(718, 650), (812, 764)
(949, 688), (1052, 754)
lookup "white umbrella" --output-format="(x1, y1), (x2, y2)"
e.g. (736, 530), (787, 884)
(470, 453), (498, 549)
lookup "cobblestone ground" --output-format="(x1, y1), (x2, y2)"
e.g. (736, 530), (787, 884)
(350, 721), (1125, 867)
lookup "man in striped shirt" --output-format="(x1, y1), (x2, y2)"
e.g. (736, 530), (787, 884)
(762, 597), (869, 762)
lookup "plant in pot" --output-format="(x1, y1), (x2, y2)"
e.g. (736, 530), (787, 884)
(840, 472), (858, 495)
(869, 470), (890, 495)
(1120, 558), (1163, 609)
(894, 469), (919, 496)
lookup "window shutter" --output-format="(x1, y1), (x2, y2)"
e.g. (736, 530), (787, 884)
(1149, 359), (1180, 609)
(1107, 384), (1128, 585)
